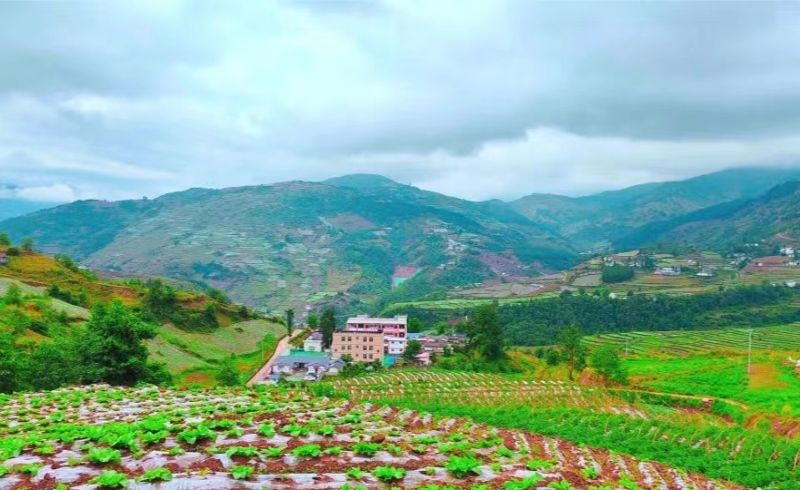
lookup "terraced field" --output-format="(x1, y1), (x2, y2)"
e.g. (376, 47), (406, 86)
(0, 384), (741, 490)
(326, 371), (800, 489)
(584, 324), (800, 356)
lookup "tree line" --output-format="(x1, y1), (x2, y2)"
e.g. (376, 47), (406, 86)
(502, 283), (795, 345)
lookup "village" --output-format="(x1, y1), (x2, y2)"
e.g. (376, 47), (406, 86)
(252, 314), (466, 384)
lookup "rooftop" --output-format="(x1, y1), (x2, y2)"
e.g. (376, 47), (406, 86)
(347, 314), (408, 325)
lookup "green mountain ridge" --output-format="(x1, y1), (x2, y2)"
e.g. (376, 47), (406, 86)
(615, 180), (800, 250)
(511, 167), (800, 248)
(0, 179), (574, 311)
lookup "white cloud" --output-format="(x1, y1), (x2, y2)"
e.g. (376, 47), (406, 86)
(1, 1), (800, 202)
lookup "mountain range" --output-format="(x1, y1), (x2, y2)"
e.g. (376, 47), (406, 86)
(3, 167), (800, 310)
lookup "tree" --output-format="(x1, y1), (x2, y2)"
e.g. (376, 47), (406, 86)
(0, 232), (10, 246)
(558, 325), (585, 380)
(403, 339), (422, 362)
(407, 317), (424, 333)
(307, 313), (319, 329)
(472, 302), (505, 361)
(20, 237), (33, 252)
(601, 264), (634, 283)
(144, 279), (177, 319)
(216, 355), (241, 386)
(590, 346), (628, 385)
(0, 332), (22, 393)
(285, 308), (295, 336)
(4, 283), (23, 306)
(320, 307), (336, 349)
(79, 301), (158, 386)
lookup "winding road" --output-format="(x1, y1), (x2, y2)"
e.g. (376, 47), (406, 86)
(246, 329), (306, 386)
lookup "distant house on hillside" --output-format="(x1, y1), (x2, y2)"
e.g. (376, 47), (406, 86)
(603, 250), (643, 268)
(0, 252), (7, 266)
(654, 266), (681, 276)
(696, 267), (715, 278)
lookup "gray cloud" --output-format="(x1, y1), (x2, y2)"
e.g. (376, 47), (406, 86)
(2, 0), (800, 202)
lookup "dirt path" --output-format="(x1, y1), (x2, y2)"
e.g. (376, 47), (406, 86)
(246, 328), (306, 386)
(611, 387), (750, 410)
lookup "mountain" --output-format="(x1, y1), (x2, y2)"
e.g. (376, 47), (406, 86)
(615, 180), (800, 250)
(511, 167), (800, 248)
(0, 198), (56, 221)
(0, 177), (575, 310)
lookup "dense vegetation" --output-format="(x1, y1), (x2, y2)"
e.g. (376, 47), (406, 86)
(600, 264), (634, 283)
(0, 294), (169, 393)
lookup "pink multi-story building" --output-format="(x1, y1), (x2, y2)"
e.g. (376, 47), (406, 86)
(345, 314), (408, 355)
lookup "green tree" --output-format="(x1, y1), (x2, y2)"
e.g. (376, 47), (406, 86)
(590, 345), (628, 385)
(0, 332), (22, 393)
(216, 355), (241, 386)
(403, 339), (422, 362)
(20, 237), (33, 252)
(558, 325), (585, 380)
(320, 307), (336, 349)
(0, 232), (10, 246)
(472, 302), (505, 361)
(407, 317), (424, 333)
(4, 283), (23, 306)
(601, 264), (634, 283)
(285, 308), (295, 337)
(79, 301), (159, 386)
(144, 279), (177, 319)
(307, 313), (319, 329)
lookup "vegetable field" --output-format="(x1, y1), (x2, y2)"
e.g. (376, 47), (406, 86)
(0, 384), (744, 489)
(585, 324), (800, 356)
(327, 371), (800, 489)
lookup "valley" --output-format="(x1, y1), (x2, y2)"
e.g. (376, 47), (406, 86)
(2, 168), (800, 489)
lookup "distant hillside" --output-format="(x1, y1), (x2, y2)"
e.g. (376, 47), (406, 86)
(512, 167), (800, 248)
(616, 180), (800, 250)
(0, 246), (282, 385)
(0, 198), (56, 221)
(0, 177), (575, 311)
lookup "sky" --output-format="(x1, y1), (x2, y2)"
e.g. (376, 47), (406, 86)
(2, 0), (800, 203)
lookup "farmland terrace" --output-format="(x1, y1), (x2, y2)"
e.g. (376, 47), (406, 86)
(0, 384), (745, 490)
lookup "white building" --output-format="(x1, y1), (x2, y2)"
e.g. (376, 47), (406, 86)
(345, 314), (408, 355)
(303, 331), (323, 352)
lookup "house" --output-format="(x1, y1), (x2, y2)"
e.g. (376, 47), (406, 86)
(654, 266), (681, 276)
(696, 267), (715, 278)
(346, 314), (408, 355)
(331, 330), (384, 363)
(303, 331), (323, 352)
(268, 351), (344, 383)
(0, 252), (7, 266)
(780, 246), (796, 257)
(414, 351), (432, 366)
(410, 333), (467, 355)
(603, 250), (642, 267)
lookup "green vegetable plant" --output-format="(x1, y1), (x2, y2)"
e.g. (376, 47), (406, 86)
(231, 465), (255, 480)
(93, 470), (128, 489)
(140, 467), (173, 482)
(373, 465), (406, 482)
(446, 455), (482, 477)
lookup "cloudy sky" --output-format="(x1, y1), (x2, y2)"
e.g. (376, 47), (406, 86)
(2, 0), (800, 203)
